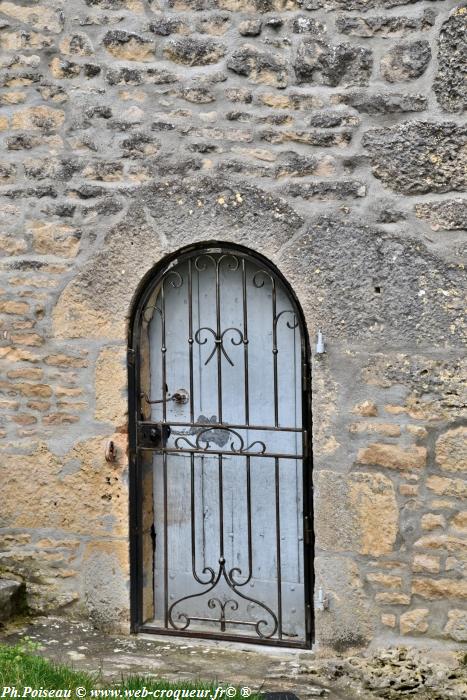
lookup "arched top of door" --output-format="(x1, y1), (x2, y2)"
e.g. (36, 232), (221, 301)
(128, 241), (309, 354)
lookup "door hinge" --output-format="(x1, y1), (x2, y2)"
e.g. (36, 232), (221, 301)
(302, 364), (309, 391)
(127, 348), (135, 366)
(306, 603), (312, 635)
(304, 514), (313, 546)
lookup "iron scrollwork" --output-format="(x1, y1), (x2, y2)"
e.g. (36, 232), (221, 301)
(195, 327), (245, 367)
(174, 426), (266, 455)
(168, 556), (279, 639)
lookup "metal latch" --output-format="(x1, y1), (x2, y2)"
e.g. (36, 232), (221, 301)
(141, 389), (189, 405)
(138, 423), (171, 448)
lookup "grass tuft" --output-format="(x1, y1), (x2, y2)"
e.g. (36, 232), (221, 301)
(0, 640), (260, 699)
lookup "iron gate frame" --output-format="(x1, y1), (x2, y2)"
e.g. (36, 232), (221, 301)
(128, 242), (315, 649)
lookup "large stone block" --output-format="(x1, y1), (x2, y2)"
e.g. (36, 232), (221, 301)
(434, 7), (467, 113)
(400, 608), (429, 635)
(103, 31), (155, 61)
(82, 540), (129, 628)
(435, 426), (467, 473)
(336, 12), (435, 37)
(294, 39), (372, 87)
(227, 45), (287, 87)
(414, 534), (467, 553)
(28, 220), (81, 258)
(95, 346), (128, 427)
(11, 107), (65, 132)
(427, 475), (467, 498)
(333, 91), (427, 114)
(0, 2), (63, 32)
(363, 122), (467, 194)
(315, 470), (398, 556)
(0, 579), (23, 621)
(414, 199), (467, 231)
(165, 38), (225, 65)
(380, 41), (431, 83)
(357, 443), (426, 471)
(279, 220), (466, 346)
(444, 609), (467, 642)
(412, 578), (467, 600)
(362, 355), (467, 423)
(315, 555), (376, 651)
(53, 178), (303, 339)
(0, 438), (128, 537)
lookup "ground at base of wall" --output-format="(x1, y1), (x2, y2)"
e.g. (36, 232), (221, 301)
(1, 618), (466, 700)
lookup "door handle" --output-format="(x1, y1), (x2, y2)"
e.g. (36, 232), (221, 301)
(141, 389), (189, 405)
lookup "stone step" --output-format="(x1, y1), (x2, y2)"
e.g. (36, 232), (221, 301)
(0, 579), (23, 622)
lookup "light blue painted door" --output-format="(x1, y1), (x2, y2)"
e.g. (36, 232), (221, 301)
(145, 250), (307, 644)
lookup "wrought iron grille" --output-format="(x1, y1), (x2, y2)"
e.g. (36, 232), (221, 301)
(129, 245), (313, 648)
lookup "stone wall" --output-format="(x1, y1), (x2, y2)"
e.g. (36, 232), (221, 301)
(0, 0), (465, 649)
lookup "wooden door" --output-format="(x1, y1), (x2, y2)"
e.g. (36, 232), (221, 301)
(134, 247), (311, 647)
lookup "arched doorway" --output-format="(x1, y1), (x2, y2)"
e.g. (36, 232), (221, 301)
(128, 243), (313, 648)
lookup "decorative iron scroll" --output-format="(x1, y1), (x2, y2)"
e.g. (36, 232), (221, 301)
(194, 253), (239, 273)
(168, 556), (279, 639)
(174, 427), (266, 455)
(194, 327), (245, 367)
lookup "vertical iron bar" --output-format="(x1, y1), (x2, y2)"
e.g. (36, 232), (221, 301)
(188, 259), (194, 424)
(272, 279), (279, 427)
(161, 282), (167, 422)
(275, 457), (283, 639)
(246, 455), (253, 583)
(216, 260), (222, 423)
(163, 451), (168, 628)
(190, 452), (197, 579)
(219, 453), (224, 560)
(242, 259), (249, 425)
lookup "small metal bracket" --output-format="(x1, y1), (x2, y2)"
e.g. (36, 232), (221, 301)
(305, 604), (312, 635)
(315, 587), (330, 612)
(315, 329), (325, 355)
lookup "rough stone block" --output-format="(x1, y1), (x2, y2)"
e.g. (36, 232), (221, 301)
(426, 476), (467, 499)
(0, 579), (23, 621)
(95, 346), (127, 426)
(294, 39), (372, 87)
(315, 470), (398, 556)
(333, 91), (427, 114)
(434, 7), (467, 113)
(412, 555), (440, 574)
(400, 608), (429, 635)
(165, 37), (226, 66)
(414, 199), (467, 231)
(380, 41), (431, 82)
(363, 122), (467, 195)
(103, 31), (155, 61)
(444, 609), (467, 642)
(227, 44), (287, 87)
(357, 443), (426, 471)
(412, 578), (467, 600)
(435, 426), (467, 473)
(0, 2), (63, 33)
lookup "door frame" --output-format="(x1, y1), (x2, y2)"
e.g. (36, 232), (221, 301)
(127, 241), (315, 648)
